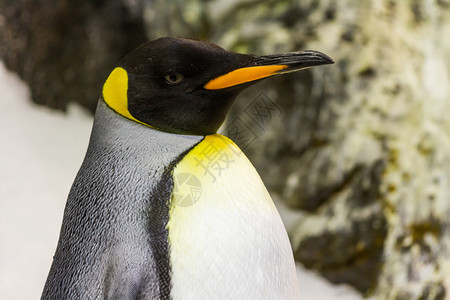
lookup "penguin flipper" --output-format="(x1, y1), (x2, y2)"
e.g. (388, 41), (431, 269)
(101, 166), (177, 300)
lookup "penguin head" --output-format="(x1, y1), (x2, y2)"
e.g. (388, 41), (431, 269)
(102, 37), (333, 135)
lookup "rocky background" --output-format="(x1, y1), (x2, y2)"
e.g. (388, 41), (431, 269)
(2, 0), (450, 299)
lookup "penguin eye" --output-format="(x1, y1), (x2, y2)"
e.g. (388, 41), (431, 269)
(164, 74), (184, 84)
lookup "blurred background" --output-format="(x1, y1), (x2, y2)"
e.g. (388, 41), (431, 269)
(1, 0), (450, 299)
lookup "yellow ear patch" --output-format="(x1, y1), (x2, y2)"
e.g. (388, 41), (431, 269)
(102, 67), (143, 124)
(204, 65), (288, 90)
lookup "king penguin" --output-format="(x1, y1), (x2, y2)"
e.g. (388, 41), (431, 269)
(42, 37), (333, 299)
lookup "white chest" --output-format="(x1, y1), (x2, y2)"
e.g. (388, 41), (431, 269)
(168, 135), (299, 299)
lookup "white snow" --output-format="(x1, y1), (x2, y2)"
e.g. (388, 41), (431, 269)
(0, 61), (367, 299)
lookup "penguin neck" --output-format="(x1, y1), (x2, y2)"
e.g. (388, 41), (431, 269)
(89, 100), (204, 153)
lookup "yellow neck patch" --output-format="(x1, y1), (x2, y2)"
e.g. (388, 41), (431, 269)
(171, 134), (244, 205)
(102, 67), (148, 126)
(174, 134), (240, 176)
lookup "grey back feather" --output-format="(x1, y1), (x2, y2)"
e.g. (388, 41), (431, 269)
(42, 100), (203, 299)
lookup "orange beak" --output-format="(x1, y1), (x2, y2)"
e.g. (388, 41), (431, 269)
(204, 50), (334, 90)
